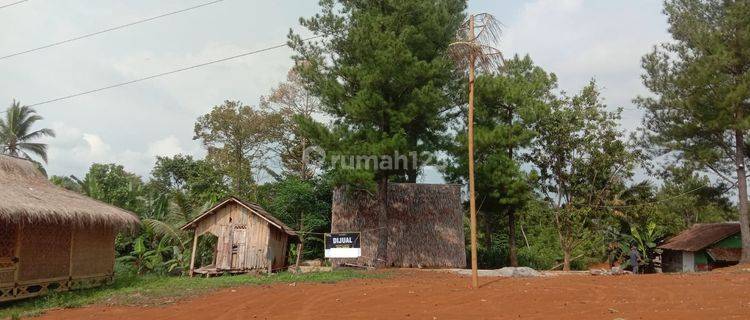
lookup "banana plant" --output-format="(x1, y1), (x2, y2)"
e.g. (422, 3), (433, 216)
(619, 221), (664, 273)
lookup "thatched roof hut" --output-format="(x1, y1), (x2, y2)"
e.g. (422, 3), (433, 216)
(331, 183), (466, 268)
(0, 155), (139, 228)
(0, 154), (139, 302)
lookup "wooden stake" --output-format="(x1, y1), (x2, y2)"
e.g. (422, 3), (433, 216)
(189, 230), (198, 277)
(467, 14), (479, 289)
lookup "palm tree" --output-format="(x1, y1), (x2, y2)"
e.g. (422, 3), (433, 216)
(0, 100), (56, 163)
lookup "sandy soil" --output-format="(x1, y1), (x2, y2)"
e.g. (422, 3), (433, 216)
(37, 269), (750, 320)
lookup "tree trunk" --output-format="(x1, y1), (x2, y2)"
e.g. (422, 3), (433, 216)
(562, 248), (571, 271)
(484, 212), (492, 254)
(506, 114), (518, 267)
(294, 216), (305, 270)
(734, 127), (750, 262)
(375, 177), (389, 267)
(508, 210), (518, 267)
(406, 170), (418, 183)
(294, 241), (304, 270)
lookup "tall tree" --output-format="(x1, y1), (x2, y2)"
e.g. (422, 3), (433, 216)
(260, 69), (322, 178)
(289, 0), (465, 266)
(261, 69), (324, 269)
(636, 0), (750, 261)
(193, 100), (283, 199)
(444, 55), (557, 267)
(0, 100), (56, 163)
(531, 82), (636, 271)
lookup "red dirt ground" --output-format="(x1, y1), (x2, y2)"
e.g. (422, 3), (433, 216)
(37, 269), (750, 320)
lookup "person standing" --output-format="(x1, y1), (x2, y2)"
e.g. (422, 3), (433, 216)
(629, 245), (641, 274)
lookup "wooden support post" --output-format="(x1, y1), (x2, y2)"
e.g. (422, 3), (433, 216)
(13, 223), (22, 288)
(189, 230), (199, 277)
(69, 227), (75, 288)
(467, 14), (479, 289)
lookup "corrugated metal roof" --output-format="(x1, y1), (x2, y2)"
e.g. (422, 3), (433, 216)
(706, 248), (741, 262)
(658, 222), (740, 251)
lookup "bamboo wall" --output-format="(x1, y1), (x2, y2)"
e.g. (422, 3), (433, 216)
(0, 221), (116, 302)
(18, 224), (71, 281)
(71, 227), (116, 277)
(331, 183), (466, 268)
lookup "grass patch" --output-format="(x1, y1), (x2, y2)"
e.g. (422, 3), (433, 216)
(0, 268), (382, 319)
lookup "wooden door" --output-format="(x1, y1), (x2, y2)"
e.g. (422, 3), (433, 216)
(215, 225), (232, 270)
(231, 226), (247, 270)
(0, 223), (18, 288)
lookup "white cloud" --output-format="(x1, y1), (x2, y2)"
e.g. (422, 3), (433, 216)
(147, 135), (185, 158)
(78, 133), (112, 161)
(488, 0), (670, 132)
(45, 122), (197, 178)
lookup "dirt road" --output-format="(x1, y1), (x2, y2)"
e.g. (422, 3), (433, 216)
(38, 269), (750, 320)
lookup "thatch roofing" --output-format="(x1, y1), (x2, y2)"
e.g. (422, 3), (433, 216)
(0, 154), (140, 229)
(658, 222), (740, 252)
(181, 196), (297, 237)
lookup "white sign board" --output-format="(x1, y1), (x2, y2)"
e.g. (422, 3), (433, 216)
(324, 232), (361, 258)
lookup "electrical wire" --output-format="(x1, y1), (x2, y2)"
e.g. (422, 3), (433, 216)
(0, 0), (27, 10)
(598, 183), (710, 209)
(0, 0), (226, 61)
(22, 35), (320, 107)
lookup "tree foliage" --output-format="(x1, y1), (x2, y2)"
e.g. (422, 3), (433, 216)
(289, 0), (465, 186)
(0, 100), (56, 164)
(444, 55), (557, 267)
(637, 0), (750, 261)
(531, 82), (638, 270)
(261, 69), (322, 178)
(193, 100), (283, 198)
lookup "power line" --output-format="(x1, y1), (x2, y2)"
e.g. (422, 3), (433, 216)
(0, 0), (225, 61)
(24, 36), (320, 107)
(599, 183), (709, 209)
(0, 0), (27, 10)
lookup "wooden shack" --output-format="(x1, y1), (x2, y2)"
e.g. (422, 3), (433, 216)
(0, 155), (139, 302)
(331, 183), (466, 268)
(182, 197), (297, 276)
(659, 222), (742, 272)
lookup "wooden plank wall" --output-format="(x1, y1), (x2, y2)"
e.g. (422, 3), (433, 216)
(267, 228), (289, 270)
(243, 206), (270, 270)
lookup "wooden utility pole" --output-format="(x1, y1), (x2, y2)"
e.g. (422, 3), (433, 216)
(467, 14), (479, 289)
(449, 12), (503, 290)
(294, 139), (308, 272)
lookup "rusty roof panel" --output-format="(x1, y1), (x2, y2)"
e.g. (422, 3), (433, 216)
(658, 222), (740, 252)
(706, 248), (742, 262)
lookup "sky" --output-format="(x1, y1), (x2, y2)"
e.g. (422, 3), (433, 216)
(0, 0), (672, 182)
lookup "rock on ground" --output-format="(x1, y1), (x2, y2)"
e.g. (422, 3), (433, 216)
(452, 267), (541, 278)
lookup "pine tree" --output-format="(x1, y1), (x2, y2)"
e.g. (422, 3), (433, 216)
(444, 55), (557, 267)
(289, 0), (465, 266)
(637, 0), (750, 261)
